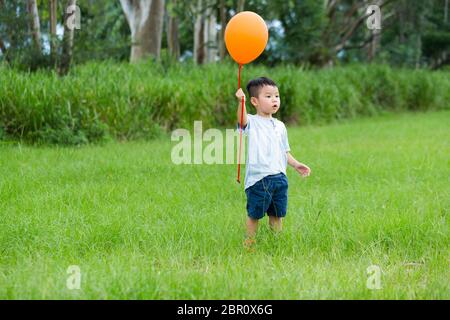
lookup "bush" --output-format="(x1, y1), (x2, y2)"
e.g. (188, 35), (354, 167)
(0, 61), (449, 144)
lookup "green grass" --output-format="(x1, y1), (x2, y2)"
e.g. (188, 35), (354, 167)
(0, 111), (449, 299)
(1, 62), (449, 144)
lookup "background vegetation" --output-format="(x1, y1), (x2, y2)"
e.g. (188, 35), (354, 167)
(0, 1), (449, 145)
(0, 62), (449, 145)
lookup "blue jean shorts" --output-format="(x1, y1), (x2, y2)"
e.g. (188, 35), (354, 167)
(245, 173), (288, 220)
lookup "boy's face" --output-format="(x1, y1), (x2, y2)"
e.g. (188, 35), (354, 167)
(250, 85), (280, 116)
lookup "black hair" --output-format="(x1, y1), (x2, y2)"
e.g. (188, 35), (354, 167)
(246, 77), (278, 98)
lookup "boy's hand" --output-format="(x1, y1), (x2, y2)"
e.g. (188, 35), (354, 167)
(235, 88), (246, 102)
(294, 162), (311, 177)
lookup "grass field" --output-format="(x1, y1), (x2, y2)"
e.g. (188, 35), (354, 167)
(0, 111), (449, 299)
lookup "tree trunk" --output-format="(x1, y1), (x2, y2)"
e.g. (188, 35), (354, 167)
(0, 0), (5, 56)
(205, 5), (217, 63)
(167, 0), (180, 60)
(219, 0), (227, 61)
(49, 0), (58, 65)
(0, 36), (7, 61)
(147, 0), (165, 58)
(0, 37), (5, 54)
(0, 0), (8, 63)
(367, 28), (381, 61)
(237, 0), (245, 12)
(59, 0), (77, 76)
(27, 0), (42, 52)
(120, 0), (166, 62)
(193, 0), (218, 64)
(194, 0), (205, 64)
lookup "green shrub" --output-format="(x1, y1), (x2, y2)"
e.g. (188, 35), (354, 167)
(0, 61), (448, 145)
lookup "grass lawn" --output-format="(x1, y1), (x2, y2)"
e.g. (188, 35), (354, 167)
(0, 111), (449, 299)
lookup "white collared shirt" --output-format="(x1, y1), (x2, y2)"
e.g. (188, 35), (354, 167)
(236, 114), (291, 189)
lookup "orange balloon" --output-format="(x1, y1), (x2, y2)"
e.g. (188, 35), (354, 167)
(224, 11), (268, 65)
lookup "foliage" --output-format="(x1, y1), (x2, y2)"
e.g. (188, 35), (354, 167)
(1, 0), (448, 69)
(0, 61), (448, 144)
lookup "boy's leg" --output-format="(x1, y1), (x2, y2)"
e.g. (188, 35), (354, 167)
(246, 217), (259, 238)
(244, 217), (259, 251)
(266, 174), (288, 233)
(268, 216), (282, 232)
(244, 177), (270, 250)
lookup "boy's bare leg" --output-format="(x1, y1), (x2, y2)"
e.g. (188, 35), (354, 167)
(244, 217), (258, 250)
(246, 217), (259, 238)
(269, 216), (282, 232)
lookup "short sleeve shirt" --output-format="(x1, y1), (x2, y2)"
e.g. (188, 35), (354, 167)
(236, 114), (291, 190)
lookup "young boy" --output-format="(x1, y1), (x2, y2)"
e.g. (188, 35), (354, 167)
(235, 77), (311, 248)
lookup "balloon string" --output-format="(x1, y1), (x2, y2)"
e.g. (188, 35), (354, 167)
(237, 64), (244, 183)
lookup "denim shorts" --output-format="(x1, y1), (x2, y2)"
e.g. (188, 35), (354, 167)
(245, 173), (288, 220)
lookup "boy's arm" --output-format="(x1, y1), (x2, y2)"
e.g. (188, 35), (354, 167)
(235, 88), (248, 128)
(287, 152), (311, 177)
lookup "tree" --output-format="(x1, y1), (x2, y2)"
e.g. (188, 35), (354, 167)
(363, 0), (382, 62)
(237, 0), (245, 12)
(274, 0), (326, 65)
(27, 0), (42, 52)
(193, 0), (218, 64)
(120, 0), (166, 62)
(218, 0), (227, 61)
(0, 36), (7, 63)
(0, 0), (8, 61)
(49, 0), (58, 65)
(72, 1), (130, 63)
(331, 1), (393, 52)
(422, 0), (450, 69)
(59, 0), (77, 75)
(166, 0), (180, 60)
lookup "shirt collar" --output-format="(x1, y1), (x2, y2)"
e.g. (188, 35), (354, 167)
(255, 114), (275, 122)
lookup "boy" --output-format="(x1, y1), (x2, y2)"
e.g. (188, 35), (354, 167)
(235, 77), (311, 249)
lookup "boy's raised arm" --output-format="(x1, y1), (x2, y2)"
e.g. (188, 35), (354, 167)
(235, 88), (248, 128)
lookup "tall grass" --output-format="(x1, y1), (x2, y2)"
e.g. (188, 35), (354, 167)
(0, 61), (449, 144)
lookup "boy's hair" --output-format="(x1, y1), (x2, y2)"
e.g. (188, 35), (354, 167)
(246, 77), (277, 98)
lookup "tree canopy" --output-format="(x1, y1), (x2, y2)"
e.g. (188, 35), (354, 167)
(0, 0), (448, 71)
